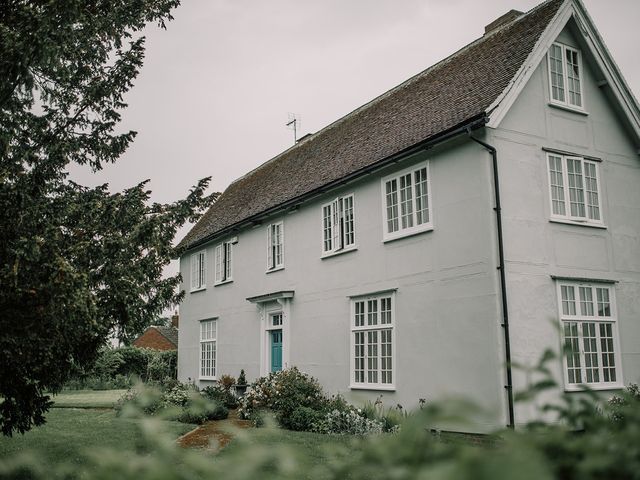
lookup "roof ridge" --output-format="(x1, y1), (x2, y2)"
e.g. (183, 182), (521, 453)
(179, 0), (565, 250)
(227, 1), (561, 191)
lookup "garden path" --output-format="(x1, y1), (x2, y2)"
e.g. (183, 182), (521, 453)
(177, 409), (251, 451)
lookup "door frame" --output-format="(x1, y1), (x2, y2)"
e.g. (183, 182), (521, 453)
(256, 298), (291, 376)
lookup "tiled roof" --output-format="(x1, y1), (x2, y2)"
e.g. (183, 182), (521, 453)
(155, 326), (179, 347)
(178, 0), (563, 251)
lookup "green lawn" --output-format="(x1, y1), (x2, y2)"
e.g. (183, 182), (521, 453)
(51, 389), (127, 408)
(0, 409), (195, 467)
(0, 389), (356, 477)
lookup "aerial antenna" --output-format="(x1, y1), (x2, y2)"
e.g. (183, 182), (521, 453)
(286, 113), (300, 144)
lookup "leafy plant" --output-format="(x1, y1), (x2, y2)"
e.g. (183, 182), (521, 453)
(0, 0), (217, 435)
(219, 374), (236, 391)
(201, 384), (238, 409)
(238, 367), (326, 429)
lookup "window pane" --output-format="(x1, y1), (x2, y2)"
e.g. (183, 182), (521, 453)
(354, 301), (365, 327)
(596, 288), (611, 317)
(323, 205), (333, 251)
(579, 286), (594, 316)
(367, 330), (378, 384)
(381, 329), (392, 384)
(399, 174), (414, 229)
(380, 297), (392, 324)
(367, 300), (378, 326)
(561, 285), (576, 316)
(564, 321), (581, 384)
(385, 180), (399, 233)
(566, 49), (582, 107)
(223, 242), (232, 280)
(548, 155), (566, 216)
(354, 332), (365, 383)
(600, 323), (616, 382)
(583, 162), (600, 221)
(549, 44), (565, 102)
(343, 196), (355, 246)
(414, 168), (429, 225)
(567, 159), (586, 218)
(582, 322), (600, 383)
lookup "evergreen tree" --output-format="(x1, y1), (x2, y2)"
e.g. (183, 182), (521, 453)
(0, 0), (214, 435)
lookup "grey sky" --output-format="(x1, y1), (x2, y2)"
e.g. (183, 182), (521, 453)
(69, 0), (639, 281)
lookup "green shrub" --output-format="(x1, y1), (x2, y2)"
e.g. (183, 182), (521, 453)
(315, 409), (384, 435)
(288, 406), (325, 432)
(238, 367), (326, 429)
(114, 346), (151, 379)
(201, 384), (238, 409)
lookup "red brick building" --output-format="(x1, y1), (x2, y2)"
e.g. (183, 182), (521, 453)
(133, 315), (179, 351)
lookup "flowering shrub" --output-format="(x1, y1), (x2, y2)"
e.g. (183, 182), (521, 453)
(201, 383), (238, 409)
(315, 409), (384, 435)
(115, 382), (228, 424)
(238, 367), (326, 429)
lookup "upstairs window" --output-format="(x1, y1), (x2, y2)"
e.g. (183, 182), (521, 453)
(557, 282), (621, 390)
(214, 240), (233, 284)
(382, 162), (432, 241)
(190, 250), (206, 291)
(267, 221), (284, 271)
(547, 153), (602, 224)
(322, 194), (355, 255)
(548, 42), (583, 109)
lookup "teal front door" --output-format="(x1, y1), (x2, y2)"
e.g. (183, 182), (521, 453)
(270, 329), (283, 372)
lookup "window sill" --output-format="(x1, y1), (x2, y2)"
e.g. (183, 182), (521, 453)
(548, 101), (589, 116)
(214, 279), (233, 287)
(383, 225), (433, 243)
(190, 287), (206, 294)
(350, 384), (396, 392)
(266, 266), (285, 274)
(564, 383), (624, 393)
(199, 377), (217, 381)
(549, 218), (606, 229)
(321, 245), (358, 259)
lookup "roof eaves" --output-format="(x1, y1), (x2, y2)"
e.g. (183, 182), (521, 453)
(180, 113), (489, 253)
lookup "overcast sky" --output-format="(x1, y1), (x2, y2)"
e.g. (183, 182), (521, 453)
(69, 0), (639, 283)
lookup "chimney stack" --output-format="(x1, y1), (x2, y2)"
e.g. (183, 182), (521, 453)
(484, 9), (523, 34)
(171, 313), (179, 329)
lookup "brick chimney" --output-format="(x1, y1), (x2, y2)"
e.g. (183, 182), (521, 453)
(484, 9), (523, 34)
(171, 313), (179, 329)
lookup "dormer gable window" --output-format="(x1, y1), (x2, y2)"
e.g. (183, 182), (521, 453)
(548, 42), (584, 109)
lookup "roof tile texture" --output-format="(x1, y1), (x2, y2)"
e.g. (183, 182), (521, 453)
(179, 0), (563, 250)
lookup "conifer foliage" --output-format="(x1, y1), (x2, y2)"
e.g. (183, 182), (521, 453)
(0, 0), (214, 435)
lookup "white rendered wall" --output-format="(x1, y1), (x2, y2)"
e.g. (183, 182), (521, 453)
(178, 139), (509, 431)
(494, 24), (640, 425)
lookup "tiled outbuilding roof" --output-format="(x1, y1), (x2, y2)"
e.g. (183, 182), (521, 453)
(156, 326), (179, 347)
(178, 0), (563, 251)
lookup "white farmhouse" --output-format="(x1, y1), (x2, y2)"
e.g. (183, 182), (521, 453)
(177, 0), (640, 430)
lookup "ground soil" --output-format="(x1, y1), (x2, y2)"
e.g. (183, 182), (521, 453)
(176, 409), (251, 452)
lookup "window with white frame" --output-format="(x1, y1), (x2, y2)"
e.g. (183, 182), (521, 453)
(548, 42), (584, 109)
(351, 293), (395, 389)
(382, 162), (432, 241)
(557, 282), (621, 390)
(200, 319), (217, 379)
(214, 240), (233, 284)
(322, 194), (355, 255)
(547, 153), (602, 224)
(267, 221), (284, 270)
(190, 250), (206, 291)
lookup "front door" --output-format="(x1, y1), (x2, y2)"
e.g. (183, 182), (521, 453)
(270, 329), (283, 372)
